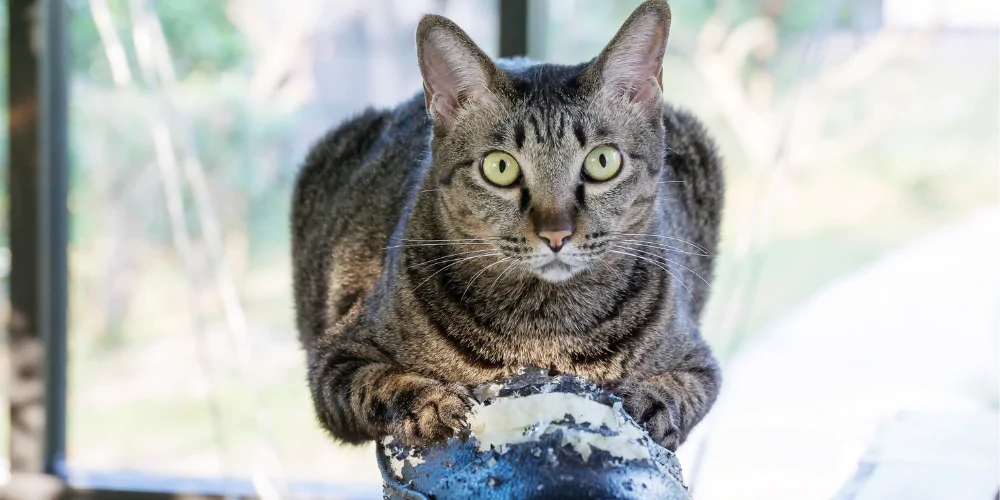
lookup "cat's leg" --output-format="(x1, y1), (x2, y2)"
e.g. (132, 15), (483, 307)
(604, 342), (721, 451)
(307, 335), (473, 446)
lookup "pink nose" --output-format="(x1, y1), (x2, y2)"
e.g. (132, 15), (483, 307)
(538, 229), (573, 252)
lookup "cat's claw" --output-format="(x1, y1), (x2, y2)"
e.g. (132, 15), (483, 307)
(603, 379), (682, 451)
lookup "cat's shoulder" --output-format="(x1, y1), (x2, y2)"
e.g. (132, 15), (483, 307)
(661, 105), (715, 153)
(661, 104), (722, 177)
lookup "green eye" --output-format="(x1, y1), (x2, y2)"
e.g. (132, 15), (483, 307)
(583, 145), (622, 182)
(481, 151), (521, 187)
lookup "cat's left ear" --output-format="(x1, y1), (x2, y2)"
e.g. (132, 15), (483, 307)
(586, 0), (671, 105)
(416, 15), (501, 129)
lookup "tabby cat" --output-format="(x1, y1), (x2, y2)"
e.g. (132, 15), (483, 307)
(291, 0), (723, 452)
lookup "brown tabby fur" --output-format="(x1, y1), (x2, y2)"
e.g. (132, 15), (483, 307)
(292, 0), (723, 451)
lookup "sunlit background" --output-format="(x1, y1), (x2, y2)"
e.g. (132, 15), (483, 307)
(1, 0), (997, 499)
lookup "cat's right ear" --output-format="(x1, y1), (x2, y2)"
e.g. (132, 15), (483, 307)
(584, 0), (671, 107)
(416, 15), (499, 129)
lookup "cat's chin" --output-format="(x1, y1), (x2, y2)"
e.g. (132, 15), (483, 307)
(534, 261), (582, 283)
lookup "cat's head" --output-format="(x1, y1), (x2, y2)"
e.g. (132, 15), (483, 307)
(416, 0), (670, 283)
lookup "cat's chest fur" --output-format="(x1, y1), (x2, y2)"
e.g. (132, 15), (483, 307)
(384, 258), (674, 384)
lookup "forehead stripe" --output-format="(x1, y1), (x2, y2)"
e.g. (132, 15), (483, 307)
(573, 120), (587, 148)
(527, 114), (544, 144)
(514, 122), (526, 149)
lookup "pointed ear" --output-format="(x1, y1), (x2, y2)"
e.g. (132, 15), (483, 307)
(416, 15), (499, 128)
(588, 0), (671, 104)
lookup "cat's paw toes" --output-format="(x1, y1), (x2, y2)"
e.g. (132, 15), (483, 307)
(603, 379), (681, 450)
(393, 381), (473, 446)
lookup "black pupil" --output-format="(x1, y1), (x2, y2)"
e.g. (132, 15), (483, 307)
(498, 159), (506, 173)
(599, 154), (607, 168)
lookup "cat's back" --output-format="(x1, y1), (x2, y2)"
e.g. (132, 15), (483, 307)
(291, 94), (430, 343)
(293, 94), (429, 226)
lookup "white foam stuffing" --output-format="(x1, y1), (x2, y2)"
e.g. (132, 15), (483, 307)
(468, 392), (651, 461)
(479, 383), (505, 400)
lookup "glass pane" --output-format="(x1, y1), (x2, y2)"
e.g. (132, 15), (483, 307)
(531, 0), (646, 64)
(65, 0), (497, 495)
(537, 1), (998, 499)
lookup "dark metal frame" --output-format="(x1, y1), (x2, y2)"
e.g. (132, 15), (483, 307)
(8, 0), (67, 478)
(499, 0), (529, 57)
(3, 0), (530, 498)
(38, 0), (70, 473)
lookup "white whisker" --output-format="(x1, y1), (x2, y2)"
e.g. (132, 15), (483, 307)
(598, 259), (625, 282)
(462, 258), (512, 300)
(384, 241), (495, 250)
(611, 244), (710, 287)
(489, 260), (520, 294)
(608, 249), (693, 298)
(389, 236), (497, 243)
(613, 238), (709, 257)
(413, 248), (501, 269)
(608, 232), (712, 254)
(411, 253), (501, 292)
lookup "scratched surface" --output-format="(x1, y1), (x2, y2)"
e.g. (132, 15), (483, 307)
(379, 368), (690, 500)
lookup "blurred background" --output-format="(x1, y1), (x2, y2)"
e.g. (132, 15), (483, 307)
(1, 0), (997, 499)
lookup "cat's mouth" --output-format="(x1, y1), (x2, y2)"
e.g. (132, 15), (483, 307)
(539, 260), (571, 272)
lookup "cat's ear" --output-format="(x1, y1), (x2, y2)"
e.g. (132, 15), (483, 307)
(416, 15), (499, 128)
(587, 0), (671, 104)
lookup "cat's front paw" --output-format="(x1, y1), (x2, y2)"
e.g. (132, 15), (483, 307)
(390, 380), (474, 446)
(603, 379), (682, 450)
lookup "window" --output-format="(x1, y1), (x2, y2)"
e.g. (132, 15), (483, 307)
(60, 0), (495, 496)
(536, 0), (998, 350)
(535, 2), (998, 499)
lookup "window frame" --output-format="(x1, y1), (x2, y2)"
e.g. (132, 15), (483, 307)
(8, 0), (69, 480)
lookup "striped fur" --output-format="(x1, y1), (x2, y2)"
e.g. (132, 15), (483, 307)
(291, 0), (723, 450)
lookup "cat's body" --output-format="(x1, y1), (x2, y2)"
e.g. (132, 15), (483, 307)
(292, 0), (723, 451)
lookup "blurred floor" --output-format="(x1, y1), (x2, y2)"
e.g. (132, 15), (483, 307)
(679, 207), (1000, 500)
(834, 410), (998, 500)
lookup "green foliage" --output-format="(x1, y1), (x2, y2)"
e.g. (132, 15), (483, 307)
(668, 0), (716, 28)
(151, 1), (249, 77)
(66, 0), (248, 86)
(775, 1), (857, 36)
(64, 0), (283, 249)
(668, 0), (860, 36)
